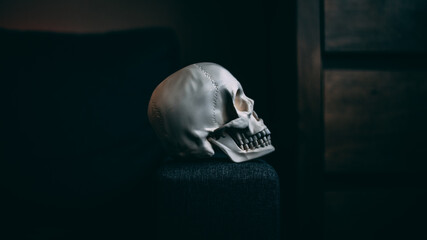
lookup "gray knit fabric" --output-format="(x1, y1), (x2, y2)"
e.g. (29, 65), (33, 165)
(156, 159), (280, 240)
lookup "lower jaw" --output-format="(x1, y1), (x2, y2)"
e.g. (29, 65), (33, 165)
(208, 132), (275, 163)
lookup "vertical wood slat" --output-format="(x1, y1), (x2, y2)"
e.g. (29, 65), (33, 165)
(297, 0), (323, 239)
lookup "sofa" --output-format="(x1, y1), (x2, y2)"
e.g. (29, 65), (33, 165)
(0, 27), (280, 240)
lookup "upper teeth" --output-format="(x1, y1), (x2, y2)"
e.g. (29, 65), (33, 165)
(232, 129), (272, 151)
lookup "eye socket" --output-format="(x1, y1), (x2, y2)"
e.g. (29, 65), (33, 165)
(234, 89), (250, 112)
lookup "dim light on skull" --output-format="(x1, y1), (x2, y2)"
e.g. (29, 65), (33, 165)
(148, 62), (274, 162)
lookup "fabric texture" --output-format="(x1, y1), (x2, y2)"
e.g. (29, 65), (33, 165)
(156, 159), (280, 240)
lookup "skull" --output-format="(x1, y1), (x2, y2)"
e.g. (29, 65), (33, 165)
(148, 62), (274, 162)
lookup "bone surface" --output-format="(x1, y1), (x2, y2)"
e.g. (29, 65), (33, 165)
(148, 62), (274, 162)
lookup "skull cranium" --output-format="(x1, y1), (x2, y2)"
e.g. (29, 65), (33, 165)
(148, 62), (274, 162)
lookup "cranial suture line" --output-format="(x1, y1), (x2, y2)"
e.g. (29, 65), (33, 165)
(148, 62), (274, 163)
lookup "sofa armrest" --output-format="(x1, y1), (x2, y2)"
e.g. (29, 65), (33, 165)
(155, 159), (280, 240)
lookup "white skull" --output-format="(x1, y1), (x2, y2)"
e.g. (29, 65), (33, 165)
(148, 62), (274, 162)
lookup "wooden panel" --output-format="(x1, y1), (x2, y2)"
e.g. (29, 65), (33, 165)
(324, 190), (427, 240)
(324, 70), (427, 173)
(324, 0), (427, 52)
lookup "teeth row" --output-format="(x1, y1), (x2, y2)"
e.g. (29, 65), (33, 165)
(234, 128), (272, 151)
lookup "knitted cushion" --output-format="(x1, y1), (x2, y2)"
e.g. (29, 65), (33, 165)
(156, 159), (280, 240)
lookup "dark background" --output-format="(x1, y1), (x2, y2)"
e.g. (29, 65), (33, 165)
(1, 0), (426, 240)
(0, 0), (298, 239)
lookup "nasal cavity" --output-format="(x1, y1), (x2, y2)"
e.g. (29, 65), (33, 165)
(234, 89), (250, 112)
